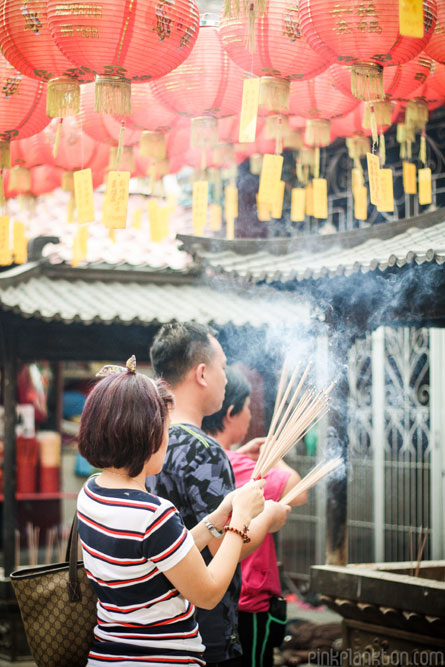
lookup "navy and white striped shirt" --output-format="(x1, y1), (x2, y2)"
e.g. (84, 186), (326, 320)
(78, 475), (205, 666)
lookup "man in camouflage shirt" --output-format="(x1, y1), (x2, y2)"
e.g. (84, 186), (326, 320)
(148, 322), (288, 667)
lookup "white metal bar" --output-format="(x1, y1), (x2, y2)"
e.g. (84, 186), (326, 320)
(372, 327), (386, 561)
(430, 329), (445, 559)
(315, 333), (328, 565)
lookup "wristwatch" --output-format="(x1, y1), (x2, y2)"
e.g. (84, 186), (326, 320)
(204, 518), (224, 538)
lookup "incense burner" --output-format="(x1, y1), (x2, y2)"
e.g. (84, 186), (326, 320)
(311, 561), (445, 664)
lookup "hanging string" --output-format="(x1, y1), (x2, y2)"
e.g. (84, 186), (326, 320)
(52, 118), (63, 159)
(419, 131), (427, 166)
(116, 121), (125, 169)
(314, 147), (320, 179)
(379, 133), (386, 166)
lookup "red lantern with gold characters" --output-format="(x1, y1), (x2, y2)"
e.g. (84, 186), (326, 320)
(46, 0), (200, 114)
(152, 18), (249, 153)
(219, 0), (327, 115)
(288, 66), (359, 149)
(299, 0), (437, 101)
(0, 0), (94, 117)
(219, 0), (327, 81)
(0, 55), (51, 168)
(424, 2), (445, 64)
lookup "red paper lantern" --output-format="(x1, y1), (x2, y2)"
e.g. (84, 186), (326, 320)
(219, 0), (328, 82)
(299, 0), (437, 101)
(428, 60), (445, 96)
(152, 21), (247, 119)
(424, 3), (445, 63)
(288, 66), (359, 148)
(0, 55), (50, 167)
(10, 133), (54, 169)
(332, 55), (433, 103)
(79, 83), (142, 147)
(166, 120), (215, 173)
(152, 19), (251, 151)
(47, 0), (200, 114)
(4, 164), (63, 198)
(43, 117), (110, 174)
(109, 84), (177, 162)
(0, 1), (94, 117)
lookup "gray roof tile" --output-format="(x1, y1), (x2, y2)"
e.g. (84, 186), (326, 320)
(0, 273), (310, 327)
(195, 220), (445, 283)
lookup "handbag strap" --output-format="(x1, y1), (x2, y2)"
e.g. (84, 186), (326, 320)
(66, 512), (82, 603)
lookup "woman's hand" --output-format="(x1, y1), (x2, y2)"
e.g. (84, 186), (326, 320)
(236, 437), (265, 461)
(231, 479), (265, 526)
(262, 499), (291, 533)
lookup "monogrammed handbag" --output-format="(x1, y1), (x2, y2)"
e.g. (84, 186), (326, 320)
(10, 514), (97, 667)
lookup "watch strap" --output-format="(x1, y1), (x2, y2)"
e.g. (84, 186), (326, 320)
(204, 518), (224, 538)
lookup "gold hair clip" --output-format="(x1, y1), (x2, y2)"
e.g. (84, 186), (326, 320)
(96, 355), (137, 377)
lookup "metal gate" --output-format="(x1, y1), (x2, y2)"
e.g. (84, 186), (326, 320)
(279, 327), (445, 583)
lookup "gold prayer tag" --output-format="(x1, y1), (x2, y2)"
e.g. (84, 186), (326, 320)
(239, 78), (260, 144)
(418, 168), (432, 205)
(377, 169), (394, 213)
(192, 181), (208, 235)
(305, 182), (314, 217)
(366, 153), (380, 206)
(403, 162), (417, 195)
(74, 168), (95, 223)
(13, 221), (27, 264)
(399, 0), (424, 38)
(225, 184), (238, 222)
(354, 186), (368, 221)
(0, 216), (11, 266)
(258, 154), (283, 204)
(103, 171), (130, 229)
(210, 204), (222, 231)
(313, 178), (328, 219)
(271, 180), (285, 219)
(290, 188), (305, 222)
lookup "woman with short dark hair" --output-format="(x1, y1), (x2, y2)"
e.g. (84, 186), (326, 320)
(77, 356), (265, 667)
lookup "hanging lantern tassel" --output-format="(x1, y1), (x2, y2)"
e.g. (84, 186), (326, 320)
(0, 142), (11, 169)
(406, 100), (428, 134)
(95, 75), (131, 115)
(379, 133), (386, 166)
(363, 101), (392, 133)
(223, 0), (266, 52)
(0, 171), (5, 207)
(116, 121), (126, 169)
(9, 167), (31, 194)
(350, 63), (384, 102)
(368, 104), (379, 146)
(420, 132), (427, 166)
(52, 119), (63, 159)
(314, 147), (320, 179)
(191, 117), (218, 150)
(296, 160), (305, 185)
(47, 77), (80, 118)
(259, 77), (290, 114)
(266, 115), (288, 155)
(201, 147), (207, 173)
(305, 119), (331, 149)
(140, 131), (167, 160)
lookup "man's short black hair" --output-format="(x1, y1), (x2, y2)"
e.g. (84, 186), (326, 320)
(203, 366), (251, 435)
(150, 322), (217, 386)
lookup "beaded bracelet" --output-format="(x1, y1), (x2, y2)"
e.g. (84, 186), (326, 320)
(223, 525), (251, 544)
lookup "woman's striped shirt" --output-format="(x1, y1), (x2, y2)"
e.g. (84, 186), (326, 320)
(77, 476), (205, 666)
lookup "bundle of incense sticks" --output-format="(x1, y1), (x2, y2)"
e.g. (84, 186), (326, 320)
(280, 457), (343, 505)
(252, 362), (334, 479)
